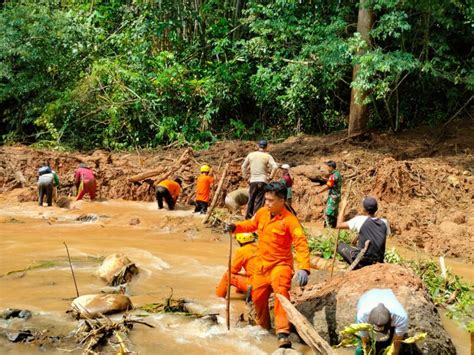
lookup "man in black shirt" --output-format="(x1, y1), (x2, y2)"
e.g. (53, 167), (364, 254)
(335, 196), (390, 268)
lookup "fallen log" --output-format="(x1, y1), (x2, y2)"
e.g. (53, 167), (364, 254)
(203, 163), (229, 224)
(128, 148), (192, 183)
(275, 294), (335, 355)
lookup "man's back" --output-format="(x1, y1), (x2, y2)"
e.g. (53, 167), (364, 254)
(242, 151), (277, 183)
(347, 215), (390, 261)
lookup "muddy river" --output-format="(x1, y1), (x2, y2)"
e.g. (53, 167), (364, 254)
(0, 198), (470, 354)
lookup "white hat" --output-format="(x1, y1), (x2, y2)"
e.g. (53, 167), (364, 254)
(281, 164), (290, 169)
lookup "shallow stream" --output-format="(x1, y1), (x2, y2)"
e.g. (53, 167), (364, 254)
(0, 198), (470, 354)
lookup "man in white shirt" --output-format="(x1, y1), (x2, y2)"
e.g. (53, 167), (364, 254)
(336, 196), (390, 268)
(241, 140), (278, 218)
(355, 288), (408, 355)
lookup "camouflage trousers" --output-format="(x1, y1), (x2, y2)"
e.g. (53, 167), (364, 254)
(325, 195), (340, 228)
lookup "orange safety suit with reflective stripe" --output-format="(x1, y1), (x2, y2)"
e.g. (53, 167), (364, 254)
(158, 180), (181, 201)
(216, 242), (258, 298)
(234, 206), (310, 334)
(195, 175), (214, 203)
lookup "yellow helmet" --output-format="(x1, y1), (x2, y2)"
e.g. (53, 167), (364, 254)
(200, 165), (210, 173)
(235, 233), (256, 244)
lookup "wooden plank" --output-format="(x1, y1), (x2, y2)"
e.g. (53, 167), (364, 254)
(202, 163), (229, 224)
(275, 294), (335, 355)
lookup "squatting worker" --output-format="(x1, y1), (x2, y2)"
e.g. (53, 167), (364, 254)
(194, 165), (214, 214)
(317, 160), (342, 228)
(156, 177), (182, 210)
(75, 163), (97, 201)
(356, 289), (408, 355)
(241, 139), (278, 219)
(225, 182), (310, 349)
(215, 232), (258, 301)
(38, 164), (58, 206)
(224, 188), (249, 215)
(336, 196), (390, 268)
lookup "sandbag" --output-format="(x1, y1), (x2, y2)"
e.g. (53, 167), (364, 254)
(71, 294), (133, 318)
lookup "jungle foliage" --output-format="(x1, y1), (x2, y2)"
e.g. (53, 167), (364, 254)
(0, 0), (472, 150)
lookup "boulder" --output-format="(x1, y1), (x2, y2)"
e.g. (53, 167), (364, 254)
(291, 165), (327, 184)
(292, 264), (456, 354)
(71, 294), (132, 318)
(97, 254), (139, 286)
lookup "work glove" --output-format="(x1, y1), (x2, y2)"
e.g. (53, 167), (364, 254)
(224, 223), (236, 233)
(296, 269), (309, 287)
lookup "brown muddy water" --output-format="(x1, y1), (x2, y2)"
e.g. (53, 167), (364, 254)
(0, 198), (470, 354)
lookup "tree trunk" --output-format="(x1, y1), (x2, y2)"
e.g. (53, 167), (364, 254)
(348, 0), (374, 136)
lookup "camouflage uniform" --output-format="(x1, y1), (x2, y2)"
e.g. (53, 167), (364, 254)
(325, 170), (342, 228)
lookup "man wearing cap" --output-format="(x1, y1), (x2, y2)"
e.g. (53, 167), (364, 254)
(242, 139), (278, 219)
(356, 288), (408, 355)
(317, 160), (342, 228)
(224, 182), (310, 349)
(336, 196), (390, 268)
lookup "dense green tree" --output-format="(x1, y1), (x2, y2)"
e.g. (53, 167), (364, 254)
(0, 0), (471, 149)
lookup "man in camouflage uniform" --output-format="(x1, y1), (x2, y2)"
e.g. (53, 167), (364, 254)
(318, 160), (342, 228)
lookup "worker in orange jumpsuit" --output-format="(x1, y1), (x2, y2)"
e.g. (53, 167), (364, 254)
(156, 177), (182, 210)
(225, 181), (311, 349)
(216, 232), (258, 300)
(194, 165), (214, 214)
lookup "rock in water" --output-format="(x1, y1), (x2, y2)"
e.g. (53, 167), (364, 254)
(56, 196), (71, 209)
(97, 254), (139, 286)
(71, 294), (133, 318)
(292, 264), (456, 354)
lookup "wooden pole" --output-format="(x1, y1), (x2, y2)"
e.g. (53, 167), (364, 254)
(276, 294), (335, 355)
(64, 242), (80, 298)
(347, 240), (370, 271)
(226, 231), (233, 330)
(330, 181), (353, 279)
(128, 148), (191, 183)
(202, 163), (229, 224)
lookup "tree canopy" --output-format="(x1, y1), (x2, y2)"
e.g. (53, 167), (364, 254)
(1, 0), (472, 150)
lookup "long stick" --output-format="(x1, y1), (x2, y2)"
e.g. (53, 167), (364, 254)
(64, 242), (80, 298)
(202, 163), (229, 224)
(226, 231), (233, 330)
(330, 181), (353, 279)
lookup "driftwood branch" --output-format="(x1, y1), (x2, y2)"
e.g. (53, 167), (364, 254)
(128, 148), (191, 183)
(275, 294), (335, 355)
(202, 163), (229, 224)
(347, 240), (370, 271)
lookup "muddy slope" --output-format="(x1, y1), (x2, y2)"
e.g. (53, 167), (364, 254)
(0, 124), (473, 261)
(293, 264), (456, 354)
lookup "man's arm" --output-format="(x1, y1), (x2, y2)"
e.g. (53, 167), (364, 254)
(290, 220), (311, 272)
(235, 214), (259, 234)
(268, 155), (278, 179)
(74, 170), (80, 187)
(391, 335), (403, 355)
(335, 198), (350, 229)
(241, 155), (250, 179)
(318, 185), (329, 194)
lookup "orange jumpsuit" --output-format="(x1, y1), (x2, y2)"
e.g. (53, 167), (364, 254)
(195, 175), (214, 203)
(235, 207), (310, 334)
(216, 242), (258, 297)
(158, 180), (181, 201)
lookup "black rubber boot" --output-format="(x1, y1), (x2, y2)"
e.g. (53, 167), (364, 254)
(277, 333), (292, 349)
